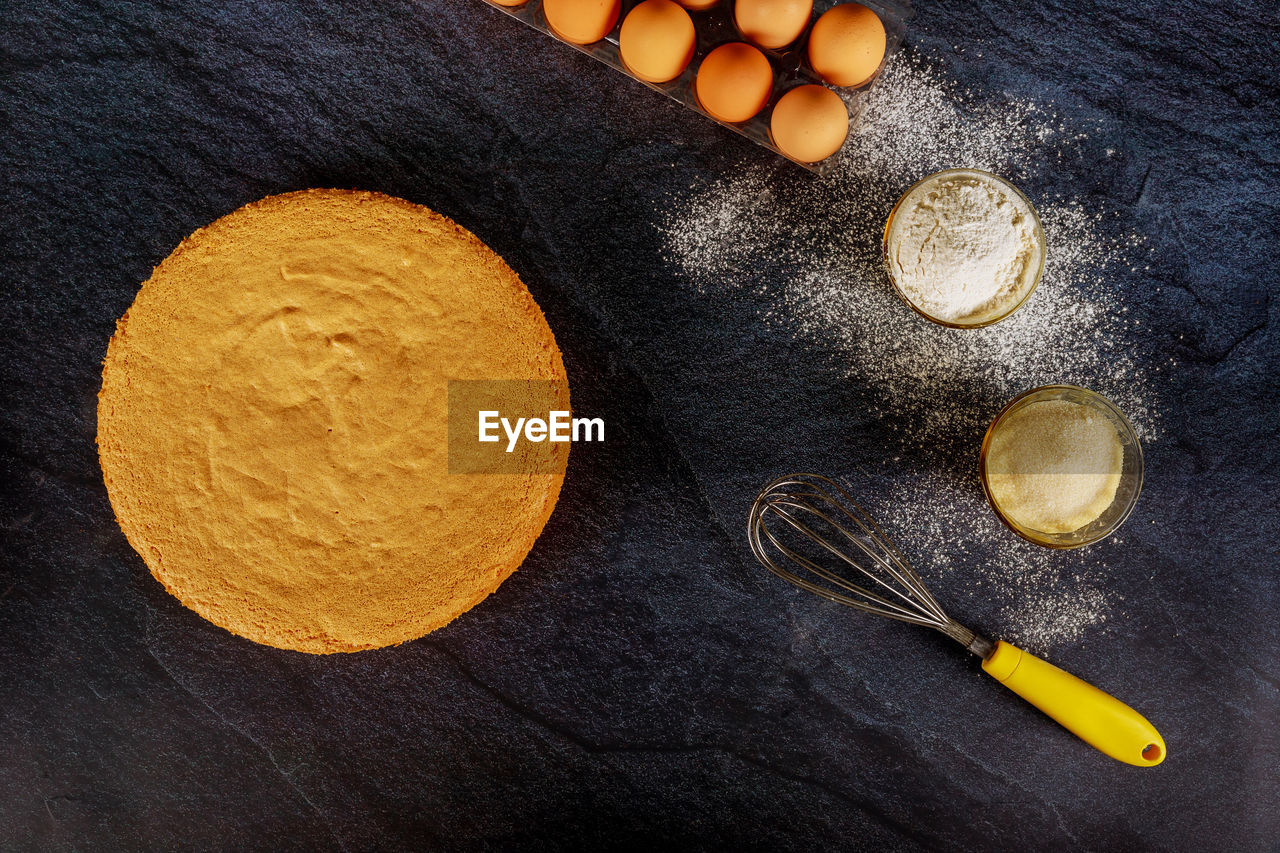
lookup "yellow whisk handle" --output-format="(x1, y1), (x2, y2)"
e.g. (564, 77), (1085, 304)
(981, 640), (1166, 767)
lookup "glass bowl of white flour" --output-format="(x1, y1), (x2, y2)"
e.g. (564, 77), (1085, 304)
(883, 168), (1046, 328)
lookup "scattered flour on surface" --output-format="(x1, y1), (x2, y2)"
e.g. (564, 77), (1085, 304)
(867, 470), (1126, 654)
(660, 51), (1167, 651)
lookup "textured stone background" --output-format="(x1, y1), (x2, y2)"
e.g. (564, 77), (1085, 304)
(2, 0), (1277, 850)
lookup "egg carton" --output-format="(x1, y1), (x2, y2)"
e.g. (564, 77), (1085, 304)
(480, 0), (913, 174)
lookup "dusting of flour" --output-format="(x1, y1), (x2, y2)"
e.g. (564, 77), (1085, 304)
(660, 51), (1167, 652)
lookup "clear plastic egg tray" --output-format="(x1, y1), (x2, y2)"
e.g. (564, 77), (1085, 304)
(480, 0), (913, 174)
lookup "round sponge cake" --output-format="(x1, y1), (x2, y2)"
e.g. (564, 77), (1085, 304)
(97, 189), (569, 653)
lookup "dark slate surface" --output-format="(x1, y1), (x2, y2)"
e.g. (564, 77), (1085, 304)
(2, 0), (1278, 850)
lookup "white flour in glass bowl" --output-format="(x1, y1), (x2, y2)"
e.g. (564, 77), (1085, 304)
(884, 168), (1045, 327)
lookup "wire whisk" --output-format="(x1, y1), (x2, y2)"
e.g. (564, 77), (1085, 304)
(746, 472), (1168, 766)
(748, 472), (994, 658)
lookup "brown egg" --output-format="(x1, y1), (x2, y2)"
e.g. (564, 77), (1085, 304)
(695, 42), (774, 123)
(674, 0), (721, 9)
(543, 0), (622, 45)
(770, 84), (849, 163)
(807, 3), (886, 88)
(734, 0), (813, 51)
(620, 0), (697, 83)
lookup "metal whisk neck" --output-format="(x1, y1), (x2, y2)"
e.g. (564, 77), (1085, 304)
(938, 620), (997, 659)
(748, 473), (993, 658)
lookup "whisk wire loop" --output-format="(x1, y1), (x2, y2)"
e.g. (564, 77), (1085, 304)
(748, 473), (990, 655)
(759, 531), (930, 625)
(784, 487), (949, 621)
(758, 498), (938, 625)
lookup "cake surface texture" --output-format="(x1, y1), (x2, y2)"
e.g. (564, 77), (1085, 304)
(97, 189), (569, 653)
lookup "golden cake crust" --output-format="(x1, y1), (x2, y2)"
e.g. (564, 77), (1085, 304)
(97, 189), (569, 653)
